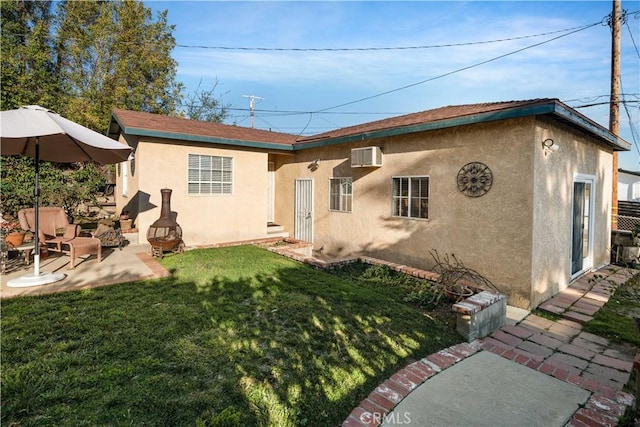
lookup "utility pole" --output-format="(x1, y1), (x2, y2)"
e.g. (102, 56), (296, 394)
(609, 0), (621, 229)
(242, 95), (264, 129)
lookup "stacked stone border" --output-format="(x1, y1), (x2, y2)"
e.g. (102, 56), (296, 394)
(341, 342), (482, 427)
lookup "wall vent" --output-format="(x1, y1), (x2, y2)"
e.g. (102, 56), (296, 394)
(351, 146), (383, 167)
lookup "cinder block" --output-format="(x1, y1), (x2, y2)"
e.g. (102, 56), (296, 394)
(455, 291), (507, 341)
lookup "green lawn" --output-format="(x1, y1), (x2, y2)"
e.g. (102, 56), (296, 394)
(583, 272), (640, 426)
(1, 245), (461, 426)
(583, 272), (640, 347)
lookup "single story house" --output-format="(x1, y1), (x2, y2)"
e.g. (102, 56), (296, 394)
(618, 168), (640, 202)
(615, 169), (640, 232)
(108, 99), (630, 309)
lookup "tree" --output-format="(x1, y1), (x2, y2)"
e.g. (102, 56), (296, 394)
(55, 0), (184, 131)
(1, 0), (229, 125)
(182, 79), (231, 123)
(0, 157), (104, 220)
(1, 0), (194, 219)
(0, 0), (60, 111)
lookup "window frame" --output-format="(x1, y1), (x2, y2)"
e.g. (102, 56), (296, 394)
(391, 175), (429, 220)
(328, 177), (353, 213)
(187, 153), (234, 196)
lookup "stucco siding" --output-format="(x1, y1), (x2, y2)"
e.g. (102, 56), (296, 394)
(123, 139), (269, 246)
(111, 104), (619, 310)
(530, 118), (613, 307)
(115, 134), (140, 227)
(277, 118), (537, 307)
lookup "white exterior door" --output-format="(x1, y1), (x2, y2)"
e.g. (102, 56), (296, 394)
(294, 178), (313, 242)
(571, 175), (595, 277)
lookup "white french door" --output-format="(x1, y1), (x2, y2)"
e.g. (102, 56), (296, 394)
(571, 175), (595, 277)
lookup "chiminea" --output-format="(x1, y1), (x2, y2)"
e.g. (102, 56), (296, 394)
(147, 189), (183, 256)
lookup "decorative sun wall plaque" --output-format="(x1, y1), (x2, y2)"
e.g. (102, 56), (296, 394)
(456, 162), (493, 197)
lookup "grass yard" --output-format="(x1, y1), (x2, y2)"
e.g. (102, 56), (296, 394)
(583, 272), (640, 426)
(583, 272), (640, 347)
(1, 245), (461, 426)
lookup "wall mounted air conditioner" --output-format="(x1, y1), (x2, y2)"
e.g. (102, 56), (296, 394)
(351, 146), (383, 167)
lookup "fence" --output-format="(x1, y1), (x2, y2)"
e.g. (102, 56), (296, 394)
(614, 214), (640, 232)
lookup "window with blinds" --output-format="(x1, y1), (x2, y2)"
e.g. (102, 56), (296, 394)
(188, 154), (233, 195)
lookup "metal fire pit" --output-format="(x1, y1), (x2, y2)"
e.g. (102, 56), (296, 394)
(147, 188), (184, 257)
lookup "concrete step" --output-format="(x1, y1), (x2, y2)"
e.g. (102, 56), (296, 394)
(267, 231), (289, 239)
(267, 224), (289, 239)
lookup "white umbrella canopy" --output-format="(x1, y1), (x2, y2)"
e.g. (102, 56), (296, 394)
(1, 105), (131, 163)
(0, 105), (132, 287)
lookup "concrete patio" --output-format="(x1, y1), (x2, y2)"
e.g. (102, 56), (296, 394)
(1, 241), (168, 299)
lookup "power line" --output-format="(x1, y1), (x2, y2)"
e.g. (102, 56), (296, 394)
(619, 75), (640, 165)
(312, 22), (601, 114)
(570, 100), (640, 109)
(175, 24), (597, 52)
(223, 107), (408, 116)
(625, 19), (640, 58)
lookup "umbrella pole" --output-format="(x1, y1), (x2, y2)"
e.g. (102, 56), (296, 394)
(7, 137), (65, 287)
(33, 138), (41, 276)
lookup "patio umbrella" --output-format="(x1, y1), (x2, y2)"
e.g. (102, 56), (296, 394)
(1, 105), (132, 287)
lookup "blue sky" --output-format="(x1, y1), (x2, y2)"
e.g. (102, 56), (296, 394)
(148, 1), (640, 169)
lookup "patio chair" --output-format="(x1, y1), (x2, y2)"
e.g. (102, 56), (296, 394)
(17, 207), (102, 269)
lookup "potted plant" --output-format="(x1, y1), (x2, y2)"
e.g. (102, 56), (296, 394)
(619, 224), (640, 266)
(119, 210), (133, 231)
(1, 219), (26, 247)
(444, 282), (475, 302)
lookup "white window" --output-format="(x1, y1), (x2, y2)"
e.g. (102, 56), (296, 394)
(188, 154), (233, 195)
(392, 176), (429, 219)
(329, 177), (352, 212)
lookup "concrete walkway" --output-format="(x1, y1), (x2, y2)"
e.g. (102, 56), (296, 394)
(343, 266), (638, 427)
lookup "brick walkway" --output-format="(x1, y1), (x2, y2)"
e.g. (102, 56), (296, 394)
(342, 266), (638, 427)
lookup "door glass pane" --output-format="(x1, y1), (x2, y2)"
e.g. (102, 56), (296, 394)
(571, 182), (585, 275)
(583, 184), (591, 258)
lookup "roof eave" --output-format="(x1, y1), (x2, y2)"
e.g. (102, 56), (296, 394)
(108, 112), (294, 151)
(293, 101), (631, 152)
(552, 103), (631, 152)
(293, 103), (559, 150)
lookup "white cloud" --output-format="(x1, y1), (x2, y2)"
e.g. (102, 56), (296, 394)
(160, 0), (638, 158)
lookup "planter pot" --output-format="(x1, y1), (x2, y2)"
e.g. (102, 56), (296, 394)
(621, 245), (640, 264)
(4, 231), (26, 247)
(445, 285), (474, 303)
(119, 219), (133, 231)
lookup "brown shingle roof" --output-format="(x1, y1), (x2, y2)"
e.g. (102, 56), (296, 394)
(297, 99), (558, 143)
(110, 109), (298, 146)
(110, 98), (628, 151)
